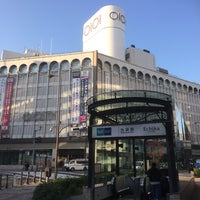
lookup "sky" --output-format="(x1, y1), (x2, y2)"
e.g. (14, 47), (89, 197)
(0, 0), (200, 83)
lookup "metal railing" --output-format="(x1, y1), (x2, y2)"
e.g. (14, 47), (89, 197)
(0, 170), (46, 189)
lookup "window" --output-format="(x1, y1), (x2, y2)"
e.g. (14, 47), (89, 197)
(29, 63), (38, 73)
(82, 58), (91, 68)
(19, 64), (27, 74)
(9, 65), (17, 74)
(50, 61), (58, 72)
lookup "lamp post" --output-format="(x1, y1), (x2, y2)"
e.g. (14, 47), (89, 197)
(50, 125), (68, 178)
(32, 126), (41, 166)
(49, 71), (61, 179)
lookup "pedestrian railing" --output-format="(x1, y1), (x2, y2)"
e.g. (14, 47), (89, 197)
(0, 169), (46, 190)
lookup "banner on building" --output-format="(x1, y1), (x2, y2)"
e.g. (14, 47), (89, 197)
(0, 77), (7, 124)
(1, 77), (14, 134)
(80, 75), (88, 125)
(71, 71), (81, 124)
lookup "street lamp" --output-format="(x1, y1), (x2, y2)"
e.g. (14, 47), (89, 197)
(48, 71), (61, 179)
(50, 125), (68, 178)
(32, 126), (41, 166)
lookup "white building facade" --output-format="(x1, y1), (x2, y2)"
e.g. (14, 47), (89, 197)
(0, 5), (200, 167)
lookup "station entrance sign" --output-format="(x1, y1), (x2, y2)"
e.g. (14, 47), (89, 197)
(92, 123), (166, 139)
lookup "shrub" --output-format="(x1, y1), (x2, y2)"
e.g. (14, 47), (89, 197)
(32, 176), (88, 200)
(193, 168), (200, 177)
(94, 172), (115, 184)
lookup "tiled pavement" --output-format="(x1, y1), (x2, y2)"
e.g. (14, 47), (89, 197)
(191, 178), (200, 200)
(1, 172), (200, 200)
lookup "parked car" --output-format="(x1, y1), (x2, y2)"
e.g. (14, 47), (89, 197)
(64, 159), (88, 171)
(195, 159), (200, 169)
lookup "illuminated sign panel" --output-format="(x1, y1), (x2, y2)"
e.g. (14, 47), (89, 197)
(92, 123), (166, 138)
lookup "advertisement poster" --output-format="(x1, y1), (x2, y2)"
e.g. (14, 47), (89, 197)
(71, 71), (81, 124)
(1, 77), (14, 134)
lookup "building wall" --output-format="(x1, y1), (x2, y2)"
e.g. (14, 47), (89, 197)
(0, 51), (96, 152)
(0, 49), (200, 163)
(97, 52), (200, 145)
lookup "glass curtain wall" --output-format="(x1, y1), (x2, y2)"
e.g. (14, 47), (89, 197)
(95, 138), (168, 177)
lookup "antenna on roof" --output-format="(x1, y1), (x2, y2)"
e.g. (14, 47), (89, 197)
(40, 40), (43, 53)
(50, 38), (53, 55)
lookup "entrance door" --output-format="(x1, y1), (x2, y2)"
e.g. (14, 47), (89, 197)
(134, 139), (145, 176)
(94, 138), (168, 177)
(145, 138), (168, 171)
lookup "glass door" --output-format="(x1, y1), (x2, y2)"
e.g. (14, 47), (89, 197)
(145, 138), (167, 170)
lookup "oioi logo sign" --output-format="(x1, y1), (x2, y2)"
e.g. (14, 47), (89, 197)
(84, 11), (126, 36)
(109, 11), (126, 24)
(84, 15), (101, 36)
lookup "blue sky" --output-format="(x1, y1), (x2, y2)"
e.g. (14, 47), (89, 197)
(0, 0), (200, 83)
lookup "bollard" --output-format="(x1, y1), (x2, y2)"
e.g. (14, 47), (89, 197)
(39, 169), (42, 182)
(5, 174), (8, 188)
(45, 176), (49, 183)
(26, 171), (30, 184)
(44, 167), (51, 182)
(20, 171), (23, 185)
(0, 174), (2, 190)
(33, 170), (36, 183)
(13, 173), (17, 187)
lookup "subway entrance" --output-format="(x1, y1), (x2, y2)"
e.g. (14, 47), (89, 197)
(94, 138), (168, 177)
(87, 90), (179, 199)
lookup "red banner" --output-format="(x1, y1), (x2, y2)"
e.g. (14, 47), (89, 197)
(1, 77), (14, 134)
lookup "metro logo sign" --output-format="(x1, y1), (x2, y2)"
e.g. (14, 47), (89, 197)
(96, 127), (112, 136)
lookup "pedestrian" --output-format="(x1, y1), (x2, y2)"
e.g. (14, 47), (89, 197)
(147, 162), (161, 200)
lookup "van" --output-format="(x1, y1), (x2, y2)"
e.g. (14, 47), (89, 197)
(195, 159), (200, 169)
(64, 159), (88, 171)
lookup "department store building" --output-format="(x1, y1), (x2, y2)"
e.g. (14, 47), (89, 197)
(0, 5), (200, 169)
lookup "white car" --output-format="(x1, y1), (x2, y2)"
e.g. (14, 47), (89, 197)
(64, 159), (88, 171)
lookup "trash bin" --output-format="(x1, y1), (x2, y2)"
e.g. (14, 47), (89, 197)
(45, 167), (52, 178)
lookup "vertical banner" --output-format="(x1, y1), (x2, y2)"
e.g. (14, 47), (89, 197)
(1, 77), (14, 134)
(0, 77), (7, 123)
(71, 71), (81, 124)
(80, 74), (88, 126)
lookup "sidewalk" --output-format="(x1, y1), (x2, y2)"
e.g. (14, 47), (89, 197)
(0, 184), (37, 200)
(0, 172), (200, 200)
(191, 178), (200, 200)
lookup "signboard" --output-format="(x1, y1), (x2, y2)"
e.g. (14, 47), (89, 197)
(80, 75), (88, 124)
(0, 77), (7, 122)
(71, 71), (81, 124)
(71, 71), (89, 126)
(92, 123), (166, 138)
(1, 77), (14, 134)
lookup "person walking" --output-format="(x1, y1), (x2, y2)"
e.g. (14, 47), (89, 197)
(147, 162), (161, 200)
